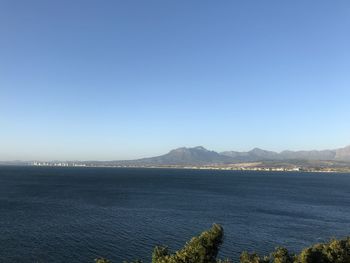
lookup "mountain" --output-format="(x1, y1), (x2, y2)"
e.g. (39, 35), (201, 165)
(335, 145), (350, 161)
(121, 146), (233, 165)
(221, 148), (280, 161)
(221, 146), (350, 163)
(28, 145), (350, 167)
(279, 149), (336, 161)
(106, 145), (350, 166)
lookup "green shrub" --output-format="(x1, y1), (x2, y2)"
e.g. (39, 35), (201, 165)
(271, 247), (295, 263)
(239, 238), (350, 263)
(297, 237), (350, 263)
(95, 258), (111, 263)
(152, 223), (223, 263)
(239, 251), (268, 263)
(95, 225), (349, 263)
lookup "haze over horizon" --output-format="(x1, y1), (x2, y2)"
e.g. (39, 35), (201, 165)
(1, 1), (350, 161)
(2, 144), (350, 163)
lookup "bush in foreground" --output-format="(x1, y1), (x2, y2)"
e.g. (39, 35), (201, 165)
(96, 224), (349, 263)
(152, 223), (223, 263)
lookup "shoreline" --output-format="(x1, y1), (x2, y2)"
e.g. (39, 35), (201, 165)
(2, 164), (350, 173)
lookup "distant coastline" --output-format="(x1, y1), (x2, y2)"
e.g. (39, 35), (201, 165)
(2, 145), (350, 173)
(4, 161), (348, 173)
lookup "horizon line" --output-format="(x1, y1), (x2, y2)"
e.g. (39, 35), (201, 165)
(1, 144), (349, 163)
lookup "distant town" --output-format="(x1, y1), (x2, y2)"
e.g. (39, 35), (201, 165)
(32, 161), (87, 167)
(30, 161), (350, 173)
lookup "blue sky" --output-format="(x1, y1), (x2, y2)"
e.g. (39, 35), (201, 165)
(1, 0), (350, 161)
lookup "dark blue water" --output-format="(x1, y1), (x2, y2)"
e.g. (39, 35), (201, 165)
(0, 167), (349, 263)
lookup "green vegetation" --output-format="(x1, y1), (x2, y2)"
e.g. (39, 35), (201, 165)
(152, 223), (223, 263)
(96, 224), (350, 263)
(95, 259), (112, 263)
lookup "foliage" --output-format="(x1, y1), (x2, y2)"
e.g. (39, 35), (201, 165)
(271, 247), (295, 263)
(240, 251), (268, 263)
(152, 223), (223, 263)
(297, 237), (350, 263)
(95, 225), (349, 263)
(95, 258), (111, 263)
(239, 238), (350, 263)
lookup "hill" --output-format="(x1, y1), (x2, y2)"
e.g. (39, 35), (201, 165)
(28, 145), (350, 169)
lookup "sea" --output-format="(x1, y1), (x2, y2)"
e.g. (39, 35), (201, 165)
(0, 166), (349, 263)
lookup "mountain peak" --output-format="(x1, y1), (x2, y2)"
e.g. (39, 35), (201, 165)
(193, 146), (207, 151)
(170, 146), (208, 153)
(249, 147), (265, 153)
(143, 146), (232, 165)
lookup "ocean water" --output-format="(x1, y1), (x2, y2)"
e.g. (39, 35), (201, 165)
(0, 167), (349, 263)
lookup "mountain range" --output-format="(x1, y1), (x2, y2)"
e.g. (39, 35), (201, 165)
(104, 145), (350, 166)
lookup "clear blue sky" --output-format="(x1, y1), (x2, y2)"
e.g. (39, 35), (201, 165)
(1, 0), (350, 161)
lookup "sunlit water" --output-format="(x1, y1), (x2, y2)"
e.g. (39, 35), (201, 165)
(0, 166), (349, 262)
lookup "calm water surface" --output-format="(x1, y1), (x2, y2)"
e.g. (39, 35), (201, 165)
(0, 167), (349, 262)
